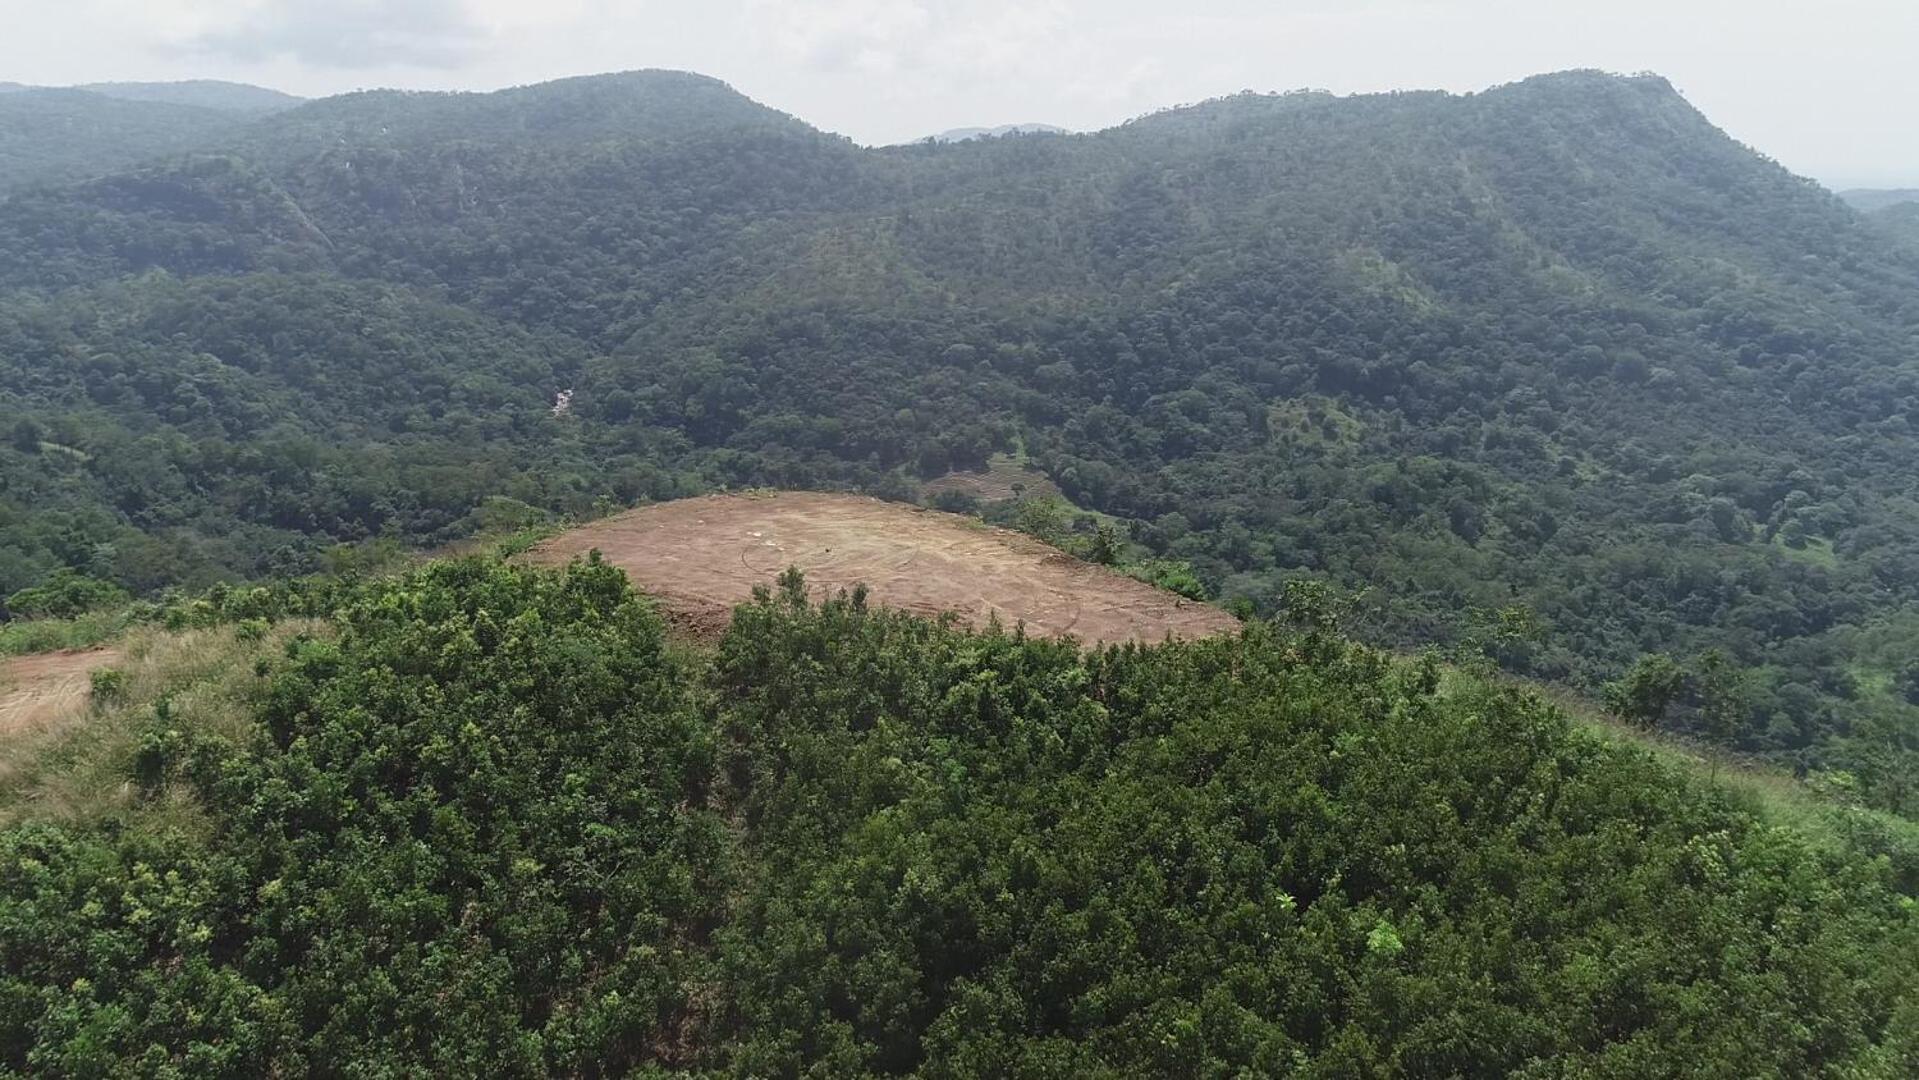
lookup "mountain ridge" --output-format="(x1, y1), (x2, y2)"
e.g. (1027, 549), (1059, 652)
(0, 66), (1915, 814)
(0, 79), (298, 112)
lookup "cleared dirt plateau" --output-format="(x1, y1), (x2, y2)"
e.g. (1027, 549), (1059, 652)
(525, 492), (1243, 647)
(0, 648), (121, 738)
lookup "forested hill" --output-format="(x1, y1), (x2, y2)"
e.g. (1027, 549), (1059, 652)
(1841, 188), (1919, 213)
(0, 81), (298, 193)
(3, 69), (1919, 812)
(0, 91), (241, 193)
(66, 80), (302, 114)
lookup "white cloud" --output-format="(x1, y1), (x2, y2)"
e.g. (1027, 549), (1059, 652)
(187, 0), (491, 70)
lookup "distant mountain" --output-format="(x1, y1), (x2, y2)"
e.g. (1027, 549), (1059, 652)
(0, 88), (246, 192)
(76, 79), (302, 114)
(1839, 187), (1919, 212)
(249, 70), (807, 157)
(0, 80), (300, 191)
(1867, 200), (1919, 248)
(1842, 190), (1919, 247)
(926, 122), (1068, 143)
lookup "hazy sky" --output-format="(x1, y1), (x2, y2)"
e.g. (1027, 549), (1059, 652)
(1, 0), (1912, 187)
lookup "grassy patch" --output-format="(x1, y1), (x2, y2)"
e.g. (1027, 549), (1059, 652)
(924, 453), (1062, 503)
(0, 609), (131, 657)
(1773, 534), (1839, 569)
(0, 619), (324, 833)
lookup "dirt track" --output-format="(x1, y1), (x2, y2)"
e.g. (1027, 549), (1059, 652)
(0, 648), (121, 738)
(525, 492), (1242, 646)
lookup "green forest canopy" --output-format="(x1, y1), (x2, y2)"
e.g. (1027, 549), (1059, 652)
(1, 559), (1914, 1075)
(0, 69), (1916, 813)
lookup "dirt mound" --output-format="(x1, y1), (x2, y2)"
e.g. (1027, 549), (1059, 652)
(0, 648), (122, 738)
(525, 492), (1241, 646)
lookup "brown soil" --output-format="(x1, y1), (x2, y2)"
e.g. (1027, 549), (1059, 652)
(525, 492), (1242, 646)
(921, 455), (1062, 503)
(0, 648), (122, 738)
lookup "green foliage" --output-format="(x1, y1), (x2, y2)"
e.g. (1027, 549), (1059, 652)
(1087, 521), (1123, 565)
(0, 609), (129, 657)
(0, 559), (722, 1074)
(709, 581), (1919, 1074)
(0, 67), (1915, 813)
(1010, 496), (1071, 546)
(0, 89), (246, 192)
(1605, 654), (1687, 730)
(1693, 648), (1751, 746)
(1124, 558), (1210, 601)
(1897, 660), (1919, 707)
(0, 565), (1914, 1073)
(86, 667), (127, 708)
(5, 570), (128, 619)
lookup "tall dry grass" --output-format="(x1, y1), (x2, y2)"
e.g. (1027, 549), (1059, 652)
(0, 619), (327, 832)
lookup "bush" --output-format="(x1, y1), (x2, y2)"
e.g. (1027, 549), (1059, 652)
(5, 570), (127, 620)
(87, 667), (127, 708)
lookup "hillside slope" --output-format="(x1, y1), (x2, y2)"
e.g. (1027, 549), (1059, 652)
(0, 90), (256, 192)
(0, 560), (1913, 1074)
(74, 80), (301, 114)
(0, 69), (1916, 810)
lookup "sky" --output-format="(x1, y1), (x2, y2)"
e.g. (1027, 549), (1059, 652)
(0, 0), (1912, 188)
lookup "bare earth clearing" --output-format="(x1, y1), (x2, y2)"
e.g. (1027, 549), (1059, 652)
(0, 648), (121, 738)
(526, 492), (1242, 646)
(921, 454), (1062, 503)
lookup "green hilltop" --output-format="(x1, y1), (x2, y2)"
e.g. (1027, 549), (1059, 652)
(1, 66), (1918, 1072)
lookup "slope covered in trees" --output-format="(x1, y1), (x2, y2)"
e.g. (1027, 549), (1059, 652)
(1867, 202), (1919, 250)
(0, 559), (1913, 1074)
(1, 69), (1917, 811)
(0, 90), (262, 194)
(65, 81), (301, 114)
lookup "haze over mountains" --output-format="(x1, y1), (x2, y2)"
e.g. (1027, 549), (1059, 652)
(926, 122), (1071, 143)
(0, 79), (301, 193)
(1840, 188), (1919, 213)
(0, 78), (299, 111)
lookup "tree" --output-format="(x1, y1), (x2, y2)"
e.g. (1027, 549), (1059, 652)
(1896, 660), (1919, 707)
(1088, 522), (1123, 565)
(4, 569), (127, 619)
(8, 418), (42, 454)
(1692, 649), (1750, 778)
(1605, 654), (1686, 730)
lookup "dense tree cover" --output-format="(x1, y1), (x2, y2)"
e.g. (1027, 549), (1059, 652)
(1, 561), (1915, 1074)
(57, 81), (301, 115)
(0, 90), (255, 194)
(1867, 202), (1919, 250)
(1, 69), (1917, 809)
(1, 559), (722, 1074)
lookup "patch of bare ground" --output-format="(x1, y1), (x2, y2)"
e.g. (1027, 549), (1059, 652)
(0, 648), (122, 740)
(523, 491), (1242, 646)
